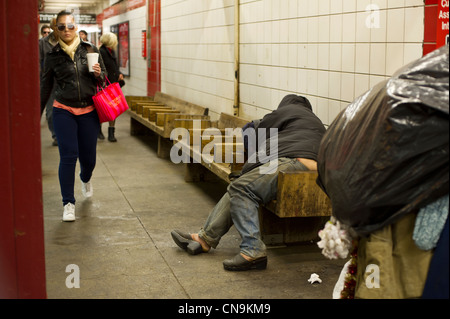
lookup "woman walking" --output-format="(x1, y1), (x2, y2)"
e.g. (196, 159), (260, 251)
(99, 32), (124, 142)
(40, 10), (106, 221)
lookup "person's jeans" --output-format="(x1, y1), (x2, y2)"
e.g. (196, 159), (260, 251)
(52, 107), (100, 206)
(198, 157), (309, 258)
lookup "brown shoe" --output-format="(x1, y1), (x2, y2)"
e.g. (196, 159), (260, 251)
(223, 254), (267, 271)
(171, 230), (203, 255)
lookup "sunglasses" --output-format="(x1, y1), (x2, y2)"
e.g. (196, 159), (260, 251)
(42, 31), (50, 34)
(57, 24), (76, 31)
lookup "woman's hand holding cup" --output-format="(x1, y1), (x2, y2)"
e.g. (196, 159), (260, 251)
(87, 52), (100, 77)
(92, 63), (101, 78)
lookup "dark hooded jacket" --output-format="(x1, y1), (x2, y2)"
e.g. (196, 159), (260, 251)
(241, 95), (326, 175)
(99, 45), (122, 83)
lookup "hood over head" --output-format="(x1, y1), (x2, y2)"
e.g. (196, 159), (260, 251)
(278, 94), (313, 111)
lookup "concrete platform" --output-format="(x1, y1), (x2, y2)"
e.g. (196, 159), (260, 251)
(40, 111), (347, 300)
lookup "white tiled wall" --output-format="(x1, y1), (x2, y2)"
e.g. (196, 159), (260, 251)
(103, 6), (148, 96)
(161, 0), (236, 120)
(161, 0), (425, 125)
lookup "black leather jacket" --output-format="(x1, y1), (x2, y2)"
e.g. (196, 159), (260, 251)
(40, 40), (106, 109)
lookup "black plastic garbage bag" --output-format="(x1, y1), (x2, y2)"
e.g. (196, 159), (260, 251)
(317, 46), (449, 237)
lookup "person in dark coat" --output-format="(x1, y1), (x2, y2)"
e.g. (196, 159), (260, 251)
(79, 29), (88, 42)
(171, 95), (326, 271)
(99, 32), (124, 142)
(39, 18), (59, 146)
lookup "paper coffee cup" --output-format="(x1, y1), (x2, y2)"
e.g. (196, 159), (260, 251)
(87, 53), (99, 72)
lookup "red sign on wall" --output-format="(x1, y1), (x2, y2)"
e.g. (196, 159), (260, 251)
(436, 0), (449, 48)
(118, 21), (130, 76)
(103, 0), (146, 19)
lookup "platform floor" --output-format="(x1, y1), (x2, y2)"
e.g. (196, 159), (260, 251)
(40, 111), (347, 300)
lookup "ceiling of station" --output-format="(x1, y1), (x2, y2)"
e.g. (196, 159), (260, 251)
(39, 0), (112, 14)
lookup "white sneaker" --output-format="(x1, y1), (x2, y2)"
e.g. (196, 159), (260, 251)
(81, 181), (93, 198)
(62, 203), (75, 222)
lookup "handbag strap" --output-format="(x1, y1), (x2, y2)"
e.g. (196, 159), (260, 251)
(87, 45), (110, 92)
(97, 76), (112, 93)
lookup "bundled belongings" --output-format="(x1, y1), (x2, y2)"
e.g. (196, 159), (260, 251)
(317, 46), (449, 237)
(317, 46), (449, 299)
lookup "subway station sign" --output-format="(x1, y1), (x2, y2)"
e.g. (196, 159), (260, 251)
(437, 0), (449, 47)
(39, 13), (97, 24)
(103, 0), (146, 19)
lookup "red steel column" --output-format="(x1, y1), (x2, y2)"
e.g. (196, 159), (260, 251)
(0, 0), (46, 298)
(148, 0), (161, 96)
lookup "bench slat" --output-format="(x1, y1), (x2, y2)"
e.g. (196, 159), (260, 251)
(148, 110), (180, 122)
(212, 143), (245, 164)
(126, 96), (154, 107)
(162, 114), (210, 138)
(128, 98), (155, 111)
(154, 92), (209, 116)
(217, 113), (249, 129)
(143, 106), (172, 118)
(137, 103), (167, 115)
(174, 119), (212, 130)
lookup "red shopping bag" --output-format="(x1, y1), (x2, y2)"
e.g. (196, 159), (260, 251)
(93, 77), (129, 123)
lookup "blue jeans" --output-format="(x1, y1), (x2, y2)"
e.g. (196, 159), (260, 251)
(52, 107), (100, 206)
(198, 158), (309, 258)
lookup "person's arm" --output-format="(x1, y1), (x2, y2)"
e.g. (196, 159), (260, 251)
(113, 49), (124, 81)
(242, 119), (262, 155)
(98, 48), (107, 83)
(92, 46), (107, 84)
(38, 39), (44, 75)
(40, 56), (54, 111)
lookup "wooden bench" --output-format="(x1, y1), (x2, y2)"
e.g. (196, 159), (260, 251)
(126, 92), (209, 158)
(171, 113), (247, 182)
(172, 112), (332, 244)
(260, 171), (331, 244)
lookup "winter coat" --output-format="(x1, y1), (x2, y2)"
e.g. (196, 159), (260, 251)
(40, 40), (106, 109)
(99, 45), (122, 84)
(241, 94), (326, 175)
